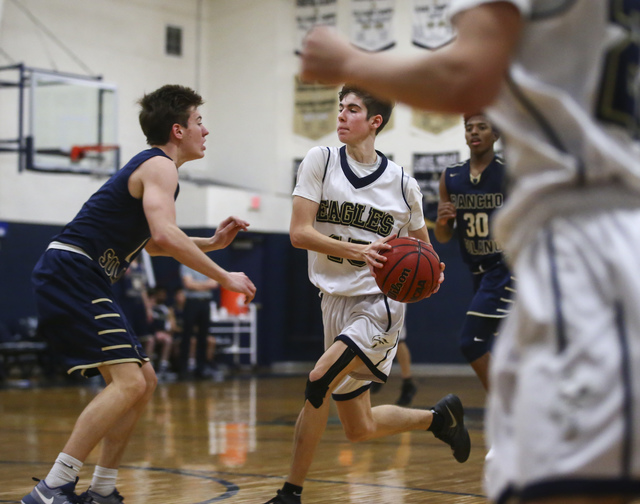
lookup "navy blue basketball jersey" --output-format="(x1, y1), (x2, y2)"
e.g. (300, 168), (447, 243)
(444, 156), (505, 269)
(52, 148), (177, 284)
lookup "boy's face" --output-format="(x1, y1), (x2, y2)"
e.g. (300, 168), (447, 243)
(336, 93), (378, 145)
(465, 115), (497, 155)
(180, 107), (209, 160)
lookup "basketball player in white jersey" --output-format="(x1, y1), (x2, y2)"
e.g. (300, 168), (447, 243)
(299, 2), (640, 503)
(262, 86), (470, 504)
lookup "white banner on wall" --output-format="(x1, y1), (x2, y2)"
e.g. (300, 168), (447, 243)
(412, 0), (455, 50)
(413, 151), (460, 224)
(350, 0), (396, 52)
(295, 0), (338, 55)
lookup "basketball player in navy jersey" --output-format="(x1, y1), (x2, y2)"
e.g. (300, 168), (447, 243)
(263, 85), (470, 504)
(435, 113), (511, 391)
(300, 1), (640, 503)
(22, 84), (256, 504)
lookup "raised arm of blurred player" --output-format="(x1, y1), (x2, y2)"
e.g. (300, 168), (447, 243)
(300, 3), (521, 114)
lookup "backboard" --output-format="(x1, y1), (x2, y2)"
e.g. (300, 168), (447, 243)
(0, 64), (119, 175)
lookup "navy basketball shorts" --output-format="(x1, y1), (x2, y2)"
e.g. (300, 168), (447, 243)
(321, 292), (404, 400)
(32, 249), (149, 377)
(485, 208), (640, 502)
(459, 262), (514, 362)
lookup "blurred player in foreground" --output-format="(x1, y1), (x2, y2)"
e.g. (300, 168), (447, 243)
(301, 2), (640, 503)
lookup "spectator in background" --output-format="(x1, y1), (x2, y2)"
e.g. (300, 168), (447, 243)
(120, 257), (154, 351)
(147, 287), (175, 381)
(179, 264), (219, 380)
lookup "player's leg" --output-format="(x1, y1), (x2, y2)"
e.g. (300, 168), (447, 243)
(469, 351), (491, 390)
(263, 341), (362, 504)
(461, 264), (513, 391)
(22, 362), (152, 504)
(62, 362), (152, 461)
(287, 340), (361, 485)
(336, 389), (430, 441)
(395, 331), (417, 406)
(94, 361), (157, 466)
(82, 361), (157, 502)
(336, 388), (470, 462)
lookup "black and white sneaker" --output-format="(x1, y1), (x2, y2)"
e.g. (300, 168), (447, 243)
(263, 489), (301, 504)
(430, 394), (471, 463)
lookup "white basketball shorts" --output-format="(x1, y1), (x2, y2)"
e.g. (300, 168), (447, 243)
(486, 207), (640, 502)
(321, 292), (405, 398)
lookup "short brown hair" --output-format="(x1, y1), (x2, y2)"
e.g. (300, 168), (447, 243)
(138, 85), (204, 146)
(339, 85), (393, 135)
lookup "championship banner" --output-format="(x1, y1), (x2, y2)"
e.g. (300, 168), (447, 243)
(412, 0), (456, 50)
(295, 0), (338, 55)
(350, 0), (396, 52)
(412, 108), (460, 134)
(413, 151), (460, 225)
(293, 76), (339, 140)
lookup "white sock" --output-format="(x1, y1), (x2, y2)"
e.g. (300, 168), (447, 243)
(90, 466), (118, 497)
(44, 453), (83, 488)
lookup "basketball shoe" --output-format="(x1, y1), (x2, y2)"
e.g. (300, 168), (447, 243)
(21, 478), (85, 504)
(262, 489), (301, 504)
(430, 394), (471, 463)
(80, 487), (124, 503)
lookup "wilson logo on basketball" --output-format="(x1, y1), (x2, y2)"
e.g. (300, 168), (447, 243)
(410, 280), (428, 301)
(375, 236), (440, 303)
(387, 267), (412, 300)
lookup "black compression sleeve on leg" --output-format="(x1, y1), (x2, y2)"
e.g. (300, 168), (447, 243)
(305, 346), (357, 408)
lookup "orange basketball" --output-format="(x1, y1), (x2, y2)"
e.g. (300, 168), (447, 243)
(375, 237), (440, 303)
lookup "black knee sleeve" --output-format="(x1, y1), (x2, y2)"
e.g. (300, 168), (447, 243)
(305, 346), (357, 408)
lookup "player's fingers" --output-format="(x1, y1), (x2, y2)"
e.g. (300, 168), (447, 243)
(233, 217), (250, 228)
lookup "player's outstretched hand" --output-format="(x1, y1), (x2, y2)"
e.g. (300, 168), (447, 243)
(364, 234), (396, 278)
(300, 26), (355, 84)
(212, 216), (250, 250)
(221, 272), (257, 304)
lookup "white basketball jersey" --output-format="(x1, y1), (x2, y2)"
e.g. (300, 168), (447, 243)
(293, 146), (425, 296)
(449, 0), (640, 256)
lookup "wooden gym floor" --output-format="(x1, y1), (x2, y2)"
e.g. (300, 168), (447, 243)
(0, 373), (488, 503)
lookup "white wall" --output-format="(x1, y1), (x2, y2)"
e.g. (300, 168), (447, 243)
(0, 0), (470, 232)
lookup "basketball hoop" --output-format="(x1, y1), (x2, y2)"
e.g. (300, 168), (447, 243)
(70, 144), (119, 163)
